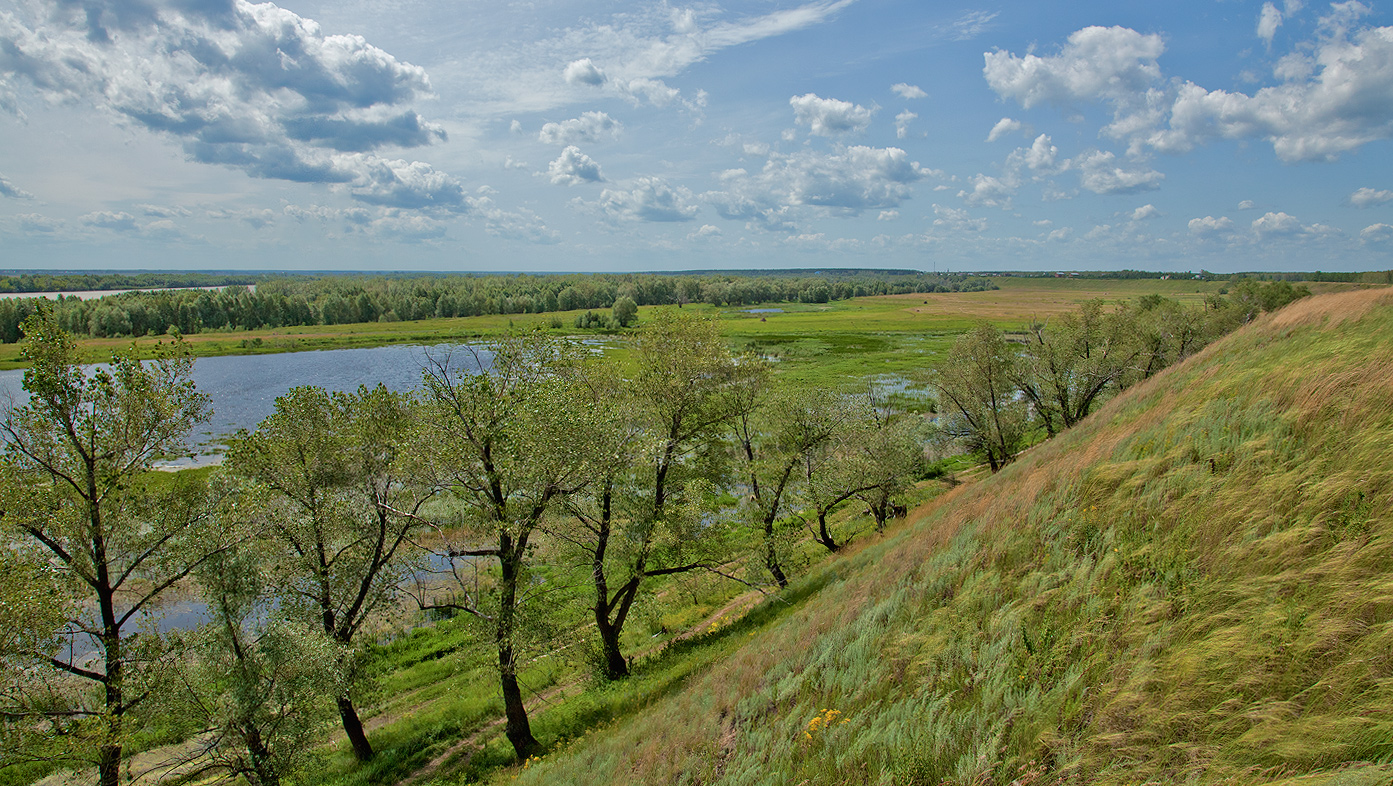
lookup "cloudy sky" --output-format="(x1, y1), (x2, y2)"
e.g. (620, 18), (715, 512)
(2, 0), (1391, 272)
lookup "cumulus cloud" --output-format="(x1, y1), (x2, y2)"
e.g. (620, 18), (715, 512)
(0, 0), (459, 208)
(18, 213), (61, 233)
(1251, 210), (1303, 236)
(790, 94), (875, 136)
(335, 155), (469, 211)
(1188, 215), (1234, 237)
(0, 173), (33, 199)
(1130, 204), (1162, 221)
(932, 204), (987, 232)
(748, 146), (927, 211)
(139, 204), (191, 218)
(878, 210), (899, 221)
(599, 177), (699, 222)
(207, 207), (276, 228)
(686, 224), (722, 241)
(1349, 187), (1393, 207)
(538, 111), (622, 145)
(986, 117), (1026, 142)
(1238, 199), (1257, 209)
(959, 174), (1016, 208)
(891, 83), (927, 99)
(1010, 134), (1062, 173)
(895, 110), (917, 139)
(1258, 2), (1284, 44)
(81, 211), (139, 231)
(547, 146), (605, 185)
(984, 26), (1165, 110)
(1361, 223), (1393, 244)
(563, 58), (607, 86)
(994, 13), (1393, 163)
(1074, 150), (1164, 194)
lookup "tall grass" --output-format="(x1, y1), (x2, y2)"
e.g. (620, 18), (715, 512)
(502, 288), (1393, 785)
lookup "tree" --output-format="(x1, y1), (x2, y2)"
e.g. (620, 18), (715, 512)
(415, 334), (601, 760)
(552, 344), (730, 680)
(612, 295), (638, 327)
(730, 375), (844, 588)
(1016, 301), (1138, 438)
(162, 549), (344, 786)
(227, 384), (429, 762)
(933, 322), (1028, 473)
(0, 308), (232, 786)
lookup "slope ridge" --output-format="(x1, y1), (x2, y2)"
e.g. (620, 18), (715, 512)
(509, 288), (1393, 786)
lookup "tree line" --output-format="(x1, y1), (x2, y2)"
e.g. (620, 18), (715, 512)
(0, 271), (995, 343)
(931, 279), (1311, 473)
(0, 307), (927, 785)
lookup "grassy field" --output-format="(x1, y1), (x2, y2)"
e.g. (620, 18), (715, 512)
(497, 287), (1393, 785)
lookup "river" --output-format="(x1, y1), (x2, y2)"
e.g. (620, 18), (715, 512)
(0, 342), (493, 466)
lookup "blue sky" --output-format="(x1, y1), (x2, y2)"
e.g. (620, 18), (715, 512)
(1, 0), (1391, 272)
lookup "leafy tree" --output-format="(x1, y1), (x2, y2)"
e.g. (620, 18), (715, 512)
(730, 374), (845, 588)
(0, 308), (232, 786)
(1016, 301), (1138, 438)
(227, 384), (429, 762)
(553, 344), (729, 680)
(415, 335), (601, 760)
(611, 295), (639, 327)
(162, 549), (344, 786)
(933, 322), (1028, 473)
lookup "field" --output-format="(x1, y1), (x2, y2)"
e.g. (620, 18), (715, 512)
(0, 276), (1254, 373)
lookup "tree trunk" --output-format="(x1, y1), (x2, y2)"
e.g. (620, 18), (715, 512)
(764, 516), (788, 589)
(336, 696), (373, 761)
(814, 510), (840, 552)
(98, 743), (121, 786)
(497, 541), (539, 761)
(594, 615), (629, 679)
(244, 726), (280, 786)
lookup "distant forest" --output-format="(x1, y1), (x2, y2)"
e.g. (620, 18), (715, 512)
(0, 270), (995, 343)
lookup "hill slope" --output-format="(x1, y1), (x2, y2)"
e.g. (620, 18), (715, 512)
(506, 288), (1393, 786)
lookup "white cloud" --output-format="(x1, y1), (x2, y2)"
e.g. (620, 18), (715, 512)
(895, 110), (917, 139)
(0, 0), (461, 210)
(1361, 223), (1393, 244)
(986, 117), (1026, 142)
(1258, 2), (1284, 45)
(18, 213), (61, 233)
(538, 111), (622, 145)
(790, 94), (875, 136)
(334, 155), (470, 212)
(751, 146), (927, 210)
(1130, 204), (1162, 220)
(1349, 187), (1393, 207)
(0, 173), (33, 199)
(207, 208), (276, 229)
(932, 204), (987, 232)
(563, 58), (607, 86)
(959, 174), (1016, 208)
(139, 204), (192, 218)
(878, 210), (899, 221)
(983, 26), (1165, 109)
(369, 214), (448, 242)
(891, 83), (927, 99)
(1188, 215), (1234, 236)
(599, 177), (699, 222)
(547, 146), (605, 185)
(1073, 150), (1164, 194)
(1046, 227), (1073, 242)
(1010, 134), (1062, 173)
(1251, 210), (1303, 236)
(686, 224), (722, 241)
(1238, 200), (1257, 210)
(81, 211), (139, 232)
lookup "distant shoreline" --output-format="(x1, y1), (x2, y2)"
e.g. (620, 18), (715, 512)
(1, 284), (256, 301)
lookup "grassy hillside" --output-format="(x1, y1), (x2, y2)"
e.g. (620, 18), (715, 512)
(502, 288), (1393, 785)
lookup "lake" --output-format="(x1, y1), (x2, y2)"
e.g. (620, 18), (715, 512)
(0, 342), (493, 466)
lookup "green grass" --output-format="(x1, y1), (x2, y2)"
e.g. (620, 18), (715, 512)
(498, 288), (1393, 785)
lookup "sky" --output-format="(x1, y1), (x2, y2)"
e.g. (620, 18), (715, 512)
(1, 0), (1392, 273)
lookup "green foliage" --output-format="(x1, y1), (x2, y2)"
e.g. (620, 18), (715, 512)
(0, 307), (231, 785)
